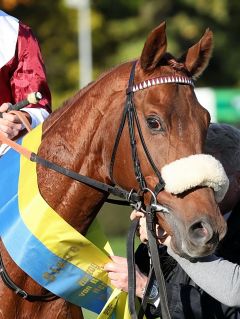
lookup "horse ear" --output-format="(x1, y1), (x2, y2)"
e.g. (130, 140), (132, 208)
(183, 29), (213, 78)
(140, 22), (167, 71)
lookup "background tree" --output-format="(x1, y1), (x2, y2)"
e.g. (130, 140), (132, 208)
(2, 0), (239, 108)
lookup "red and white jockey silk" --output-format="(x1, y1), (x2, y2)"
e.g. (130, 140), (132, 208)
(0, 10), (51, 112)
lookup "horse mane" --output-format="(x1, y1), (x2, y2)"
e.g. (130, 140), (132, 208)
(43, 55), (189, 136)
(161, 52), (189, 74)
(42, 61), (132, 135)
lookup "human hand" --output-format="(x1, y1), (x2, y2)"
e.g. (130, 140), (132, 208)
(104, 255), (147, 298)
(130, 209), (144, 220)
(130, 209), (171, 246)
(130, 210), (148, 243)
(0, 103), (23, 139)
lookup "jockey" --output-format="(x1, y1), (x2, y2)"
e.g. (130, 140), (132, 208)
(0, 10), (51, 152)
(105, 123), (240, 318)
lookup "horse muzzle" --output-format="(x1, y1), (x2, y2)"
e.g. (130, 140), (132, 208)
(161, 207), (227, 258)
(154, 153), (229, 258)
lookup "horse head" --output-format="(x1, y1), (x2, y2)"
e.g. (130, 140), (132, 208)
(109, 22), (227, 258)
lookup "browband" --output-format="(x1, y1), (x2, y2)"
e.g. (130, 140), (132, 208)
(128, 75), (194, 93)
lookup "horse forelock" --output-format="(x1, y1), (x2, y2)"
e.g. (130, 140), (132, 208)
(155, 52), (191, 77)
(166, 56), (187, 72)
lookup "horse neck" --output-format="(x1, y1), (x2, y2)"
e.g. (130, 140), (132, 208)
(38, 80), (122, 234)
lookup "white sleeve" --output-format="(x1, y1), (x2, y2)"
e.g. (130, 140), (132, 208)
(22, 107), (49, 128)
(168, 246), (240, 307)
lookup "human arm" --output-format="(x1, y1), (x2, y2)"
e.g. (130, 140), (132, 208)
(167, 246), (240, 307)
(9, 22), (51, 113)
(0, 22), (51, 139)
(131, 209), (240, 307)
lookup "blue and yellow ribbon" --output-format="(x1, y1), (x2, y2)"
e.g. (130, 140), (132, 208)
(0, 125), (133, 318)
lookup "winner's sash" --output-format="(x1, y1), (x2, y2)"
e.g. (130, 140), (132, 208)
(0, 125), (135, 318)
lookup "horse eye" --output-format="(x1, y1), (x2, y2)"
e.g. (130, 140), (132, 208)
(146, 117), (163, 131)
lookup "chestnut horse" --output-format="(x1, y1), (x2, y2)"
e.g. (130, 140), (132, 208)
(0, 22), (227, 319)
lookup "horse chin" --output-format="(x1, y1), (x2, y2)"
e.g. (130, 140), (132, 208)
(169, 242), (197, 262)
(170, 233), (219, 259)
(164, 227), (224, 260)
(162, 212), (221, 259)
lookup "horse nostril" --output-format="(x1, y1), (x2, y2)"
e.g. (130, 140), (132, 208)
(188, 221), (213, 246)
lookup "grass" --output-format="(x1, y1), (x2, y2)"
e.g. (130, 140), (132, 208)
(82, 309), (98, 319)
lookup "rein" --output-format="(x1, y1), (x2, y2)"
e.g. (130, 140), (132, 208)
(110, 61), (193, 319)
(110, 61), (171, 319)
(31, 152), (143, 206)
(110, 60), (166, 195)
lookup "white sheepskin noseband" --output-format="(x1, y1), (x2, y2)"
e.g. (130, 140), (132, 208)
(161, 154), (229, 203)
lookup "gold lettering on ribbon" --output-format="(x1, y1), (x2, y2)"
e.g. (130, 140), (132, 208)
(42, 246), (80, 282)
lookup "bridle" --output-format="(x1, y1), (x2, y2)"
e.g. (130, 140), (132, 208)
(0, 60), (194, 318)
(110, 60), (194, 319)
(110, 60), (165, 196)
(110, 60), (194, 197)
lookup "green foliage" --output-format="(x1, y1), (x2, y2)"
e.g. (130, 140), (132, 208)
(8, 0), (79, 109)
(6, 0), (240, 109)
(98, 203), (132, 237)
(92, 0), (144, 19)
(91, 0), (240, 88)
